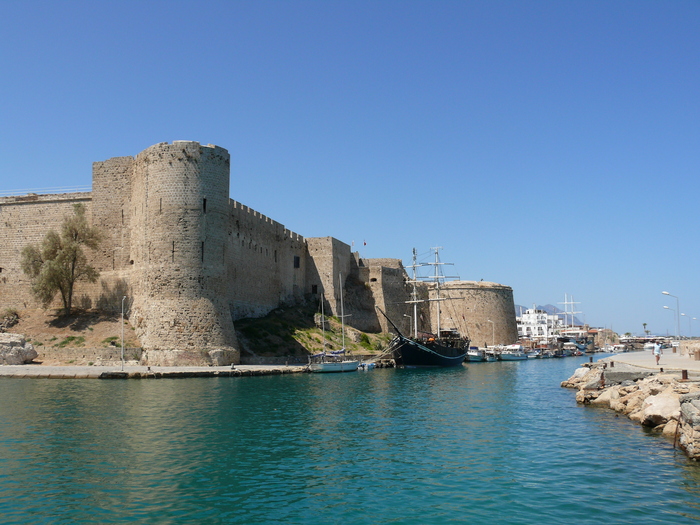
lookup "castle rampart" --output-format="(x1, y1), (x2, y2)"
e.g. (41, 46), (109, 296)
(0, 192), (92, 308)
(0, 140), (519, 365)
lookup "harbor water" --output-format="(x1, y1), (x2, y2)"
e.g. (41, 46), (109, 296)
(2, 356), (700, 524)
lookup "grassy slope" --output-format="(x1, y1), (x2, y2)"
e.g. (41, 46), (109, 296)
(234, 303), (393, 358)
(5, 305), (392, 361)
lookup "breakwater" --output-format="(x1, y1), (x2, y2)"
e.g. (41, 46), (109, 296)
(562, 359), (700, 461)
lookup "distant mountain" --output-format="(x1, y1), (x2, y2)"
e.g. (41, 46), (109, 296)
(515, 304), (584, 327)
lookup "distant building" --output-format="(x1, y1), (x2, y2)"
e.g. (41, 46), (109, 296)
(516, 307), (564, 342)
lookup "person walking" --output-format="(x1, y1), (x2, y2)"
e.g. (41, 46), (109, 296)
(653, 342), (662, 365)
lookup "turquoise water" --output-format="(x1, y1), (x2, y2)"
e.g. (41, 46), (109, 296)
(2, 357), (700, 524)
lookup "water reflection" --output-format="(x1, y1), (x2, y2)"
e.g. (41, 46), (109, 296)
(2, 359), (700, 524)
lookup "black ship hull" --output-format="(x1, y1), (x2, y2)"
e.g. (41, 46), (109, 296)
(390, 335), (468, 367)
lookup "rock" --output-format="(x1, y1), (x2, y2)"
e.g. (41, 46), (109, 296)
(662, 419), (680, 439)
(620, 391), (646, 415)
(576, 389), (600, 404)
(561, 366), (595, 388)
(0, 333), (38, 365)
(629, 409), (643, 423)
(640, 393), (680, 427)
(581, 369), (604, 390)
(590, 388), (612, 408)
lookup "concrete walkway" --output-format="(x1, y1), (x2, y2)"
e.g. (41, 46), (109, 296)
(597, 349), (700, 373)
(0, 363), (309, 379)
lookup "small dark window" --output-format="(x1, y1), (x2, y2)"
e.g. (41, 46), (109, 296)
(203, 198), (207, 213)
(201, 242), (205, 262)
(293, 256), (300, 269)
(311, 284), (318, 294)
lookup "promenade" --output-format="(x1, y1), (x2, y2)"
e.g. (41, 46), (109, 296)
(0, 363), (308, 379)
(2, 349), (699, 379)
(597, 348), (700, 374)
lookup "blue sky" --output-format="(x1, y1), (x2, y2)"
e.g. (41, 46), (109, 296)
(2, 1), (699, 336)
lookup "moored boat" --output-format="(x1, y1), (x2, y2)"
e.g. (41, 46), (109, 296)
(466, 347), (488, 362)
(389, 334), (468, 367)
(308, 278), (359, 373)
(497, 344), (528, 361)
(380, 248), (469, 368)
(308, 351), (360, 373)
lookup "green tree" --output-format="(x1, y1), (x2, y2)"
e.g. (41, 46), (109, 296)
(21, 204), (101, 315)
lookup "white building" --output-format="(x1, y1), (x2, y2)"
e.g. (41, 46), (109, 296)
(516, 307), (565, 342)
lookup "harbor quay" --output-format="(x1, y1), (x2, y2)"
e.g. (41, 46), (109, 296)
(0, 364), (308, 379)
(563, 346), (700, 461)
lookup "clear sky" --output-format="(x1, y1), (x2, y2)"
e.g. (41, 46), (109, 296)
(2, 1), (699, 337)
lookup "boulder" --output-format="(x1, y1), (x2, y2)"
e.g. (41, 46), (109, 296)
(590, 388), (613, 408)
(661, 419), (680, 439)
(561, 366), (591, 388)
(617, 391), (646, 416)
(0, 333), (38, 365)
(640, 393), (681, 427)
(581, 368), (604, 390)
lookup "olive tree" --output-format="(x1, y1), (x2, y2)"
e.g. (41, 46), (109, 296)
(21, 203), (101, 315)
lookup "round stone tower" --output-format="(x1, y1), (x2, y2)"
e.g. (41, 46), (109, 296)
(128, 141), (239, 365)
(430, 281), (517, 347)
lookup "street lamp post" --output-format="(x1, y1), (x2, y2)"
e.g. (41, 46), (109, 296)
(662, 291), (681, 339)
(121, 296), (126, 371)
(682, 313), (692, 339)
(663, 306), (676, 338)
(487, 319), (495, 347)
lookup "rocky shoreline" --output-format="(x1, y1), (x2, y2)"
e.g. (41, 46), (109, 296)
(562, 360), (700, 460)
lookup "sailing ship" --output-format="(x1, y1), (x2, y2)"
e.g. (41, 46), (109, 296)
(308, 275), (359, 373)
(380, 248), (469, 367)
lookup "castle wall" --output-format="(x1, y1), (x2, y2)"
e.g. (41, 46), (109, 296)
(91, 156), (133, 273)
(0, 140), (519, 365)
(0, 193), (92, 310)
(364, 259), (412, 334)
(305, 237), (353, 317)
(227, 201), (306, 320)
(433, 281), (518, 347)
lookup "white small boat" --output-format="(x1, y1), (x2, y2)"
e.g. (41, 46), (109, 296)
(309, 278), (359, 373)
(498, 344), (528, 361)
(466, 347), (488, 362)
(309, 356), (360, 373)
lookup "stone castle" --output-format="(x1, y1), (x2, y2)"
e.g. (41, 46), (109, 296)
(0, 141), (517, 365)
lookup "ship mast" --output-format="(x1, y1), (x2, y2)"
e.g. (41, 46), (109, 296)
(424, 247), (458, 339)
(405, 248), (423, 339)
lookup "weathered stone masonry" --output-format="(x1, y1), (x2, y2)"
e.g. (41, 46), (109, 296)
(0, 141), (518, 365)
